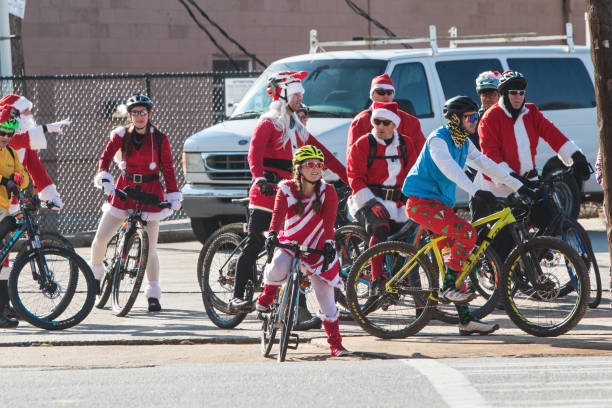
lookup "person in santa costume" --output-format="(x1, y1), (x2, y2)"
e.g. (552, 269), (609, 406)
(91, 94), (181, 312)
(256, 145), (348, 356)
(402, 96), (535, 335)
(346, 101), (419, 296)
(0, 108), (30, 328)
(228, 71), (348, 312)
(474, 70), (591, 261)
(0, 94), (70, 321)
(346, 73), (425, 157)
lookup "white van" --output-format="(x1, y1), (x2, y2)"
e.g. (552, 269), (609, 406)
(182, 27), (598, 242)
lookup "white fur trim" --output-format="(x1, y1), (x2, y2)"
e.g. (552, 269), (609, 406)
(27, 126), (47, 150)
(38, 184), (58, 201)
(349, 187), (376, 210)
(110, 126), (126, 139)
(145, 281), (162, 299)
(370, 84), (395, 99)
(94, 171), (114, 188)
(514, 110), (533, 175)
(165, 191), (182, 202)
(557, 140), (580, 166)
(15, 148), (25, 162)
(248, 204), (273, 213)
(474, 172), (514, 198)
(0, 266), (11, 280)
(318, 307), (340, 322)
(382, 133), (401, 186)
(286, 81), (305, 98)
(118, 161), (127, 170)
(254, 176), (266, 183)
(371, 108), (400, 128)
(13, 96), (32, 113)
(100, 202), (173, 221)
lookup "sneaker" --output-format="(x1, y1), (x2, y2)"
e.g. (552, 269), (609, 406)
(439, 287), (477, 304)
(369, 276), (387, 297)
(1, 305), (18, 320)
(147, 297), (162, 312)
(255, 300), (272, 313)
(229, 297), (254, 312)
(294, 316), (322, 331)
(331, 346), (350, 357)
(0, 312), (18, 328)
(458, 319), (499, 336)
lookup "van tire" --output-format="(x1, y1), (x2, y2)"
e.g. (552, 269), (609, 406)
(190, 217), (219, 244)
(542, 161), (581, 220)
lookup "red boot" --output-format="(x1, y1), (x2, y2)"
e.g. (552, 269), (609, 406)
(256, 284), (279, 312)
(323, 319), (349, 357)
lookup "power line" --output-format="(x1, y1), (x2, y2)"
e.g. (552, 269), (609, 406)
(187, 0), (267, 69)
(344, 0), (411, 49)
(177, 0), (241, 70)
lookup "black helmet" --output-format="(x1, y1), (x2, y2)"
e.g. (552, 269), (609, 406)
(497, 70), (527, 93)
(443, 96), (478, 119)
(297, 103), (309, 114)
(126, 94), (152, 111)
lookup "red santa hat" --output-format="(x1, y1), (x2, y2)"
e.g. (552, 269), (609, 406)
(370, 73), (395, 99)
(0, 94), (33, 113)
(370, 102), (401, 128)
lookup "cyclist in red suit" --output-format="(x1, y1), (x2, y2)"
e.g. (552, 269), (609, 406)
(346, 73), (425, 156)
(229, 71), (348, 312)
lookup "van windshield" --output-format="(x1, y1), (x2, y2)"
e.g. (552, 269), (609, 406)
(230, 59), (387, 119)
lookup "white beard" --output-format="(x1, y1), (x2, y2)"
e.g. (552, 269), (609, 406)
(18, 114), (37, 132)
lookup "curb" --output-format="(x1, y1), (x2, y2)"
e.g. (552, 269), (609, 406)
(2, 336), (260, 347)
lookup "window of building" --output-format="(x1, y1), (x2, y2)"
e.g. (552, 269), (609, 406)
(212, 57), (253, 72)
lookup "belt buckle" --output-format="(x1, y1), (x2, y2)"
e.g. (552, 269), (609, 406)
(133, 174), (143, 183)
(384, 188), (393, 201)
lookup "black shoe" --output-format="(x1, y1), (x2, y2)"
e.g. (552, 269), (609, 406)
(293, 306), (322, 331)
(229, 297), (254, 312)
(369, 276), (387, 297)
(1, 305), (19, 320)
(147, 297), (161, 312)
(0, 312), (18, 328)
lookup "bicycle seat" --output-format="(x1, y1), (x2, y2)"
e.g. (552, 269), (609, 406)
(231, 197), (250, 207)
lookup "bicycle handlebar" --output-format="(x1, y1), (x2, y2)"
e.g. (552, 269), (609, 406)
(115, 187), (171, 209)
(266, 241), (328, 271)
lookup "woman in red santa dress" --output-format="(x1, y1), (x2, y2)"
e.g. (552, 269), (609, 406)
(90, 94), (181, 312)
(256, 145), (349, 356)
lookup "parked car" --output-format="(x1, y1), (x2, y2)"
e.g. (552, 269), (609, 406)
(182, 30), (599, 243)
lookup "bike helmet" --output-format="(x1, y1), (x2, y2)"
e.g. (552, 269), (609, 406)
(267, 71), (308, 101)
(293, 145), (324, 165)
(497, 70), (527, 93)
(297, 103), (309, 115)
(475, 71), (501, 93)
(443, 96), (479, 119)
(0, 108), (19, 133)
(126, 93), (153, 111)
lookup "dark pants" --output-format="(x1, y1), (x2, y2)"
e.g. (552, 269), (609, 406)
(0, 280), (8, 308)
(233, 209), (272, 299)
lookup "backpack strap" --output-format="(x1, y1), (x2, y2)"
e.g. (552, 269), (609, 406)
(5, 146), (15, 160)
(154, 127), (163, 169)
(366, 133), (408, 168)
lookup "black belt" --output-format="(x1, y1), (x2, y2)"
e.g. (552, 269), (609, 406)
(123, 171), (159, 183)
(263, 158), (292, 173)
(369, 186), (406, 203)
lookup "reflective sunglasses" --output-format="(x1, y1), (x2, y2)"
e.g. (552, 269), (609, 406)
(0, 131), (14, 137)
(463, 113), (479, 124)
(375, 89), (394, 96)
(373, 118), (392, 126)
(508, 90), (526, 96)
(130, 109), (149, 117)
(303, 161), (324, 169)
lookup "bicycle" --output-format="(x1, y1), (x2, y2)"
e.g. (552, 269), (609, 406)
(95, 186), (170, 316)
(346, 194), (589, 338)
(260, 241), (327, 362)
(7, 191), (96, 330)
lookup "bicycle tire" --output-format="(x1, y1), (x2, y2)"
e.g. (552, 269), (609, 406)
(197, 223), (246, 289)
(112, 228), (148, 317)
(558, 221), (602, 308)
(431, 246), (502, 324)
(95, 233), (119, 309)
(260, 310), (278, 357)
(8, 246), (96, 330)
(278, 272), (299, 362)
(199, 232), (248, 329)
(346, 241), (438, 339)
(500, 236), (589, 337)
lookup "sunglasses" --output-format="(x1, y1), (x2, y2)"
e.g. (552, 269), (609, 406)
(373, 118), (392, 126)
(130, 109), (149, 117)
(463, 113), (479, 124)
(0, 131), (14, 137)
(375, 89), (394, 96)
(303, 161), (324, 169)
(508, 90), (526, 96)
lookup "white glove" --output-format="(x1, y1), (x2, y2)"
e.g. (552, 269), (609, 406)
(46, 119), (71, 134)
(50, 195), (63, 210)
(170, 200), (181, 211)
(102, 182), (115, 196)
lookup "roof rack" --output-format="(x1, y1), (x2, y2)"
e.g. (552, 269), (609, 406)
(309, 23), (576, 55)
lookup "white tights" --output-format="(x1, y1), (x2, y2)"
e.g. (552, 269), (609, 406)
(90, 212), (161, 299)
(264, 249), (339, 321)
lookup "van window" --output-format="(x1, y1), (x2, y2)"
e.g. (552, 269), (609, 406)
(230, 59), (386, 119)
(435, 59), (503, 103)
(390, 62), (433, 118)
(507, 58), (595, 110)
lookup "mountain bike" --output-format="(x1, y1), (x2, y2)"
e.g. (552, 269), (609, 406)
(95, 186), (170, 316)
(260, 241), (327, 362)
(346, 194), (589, 338)
(7, 191), (96, 330)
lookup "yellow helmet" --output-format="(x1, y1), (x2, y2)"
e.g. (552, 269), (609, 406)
(293, 145), (324, 166)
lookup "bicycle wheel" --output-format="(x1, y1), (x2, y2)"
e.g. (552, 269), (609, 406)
(346, 241), (438, 339)
(260, 308), (278, 357)
(278, 273), (299, 362)
(112, 228), (148, 317)
(334, 224), (369, 320)
(199, 232), (248, 329)
(8, 246), (96, 330)
(95, 233), (119, 309)
(431, 246), (502, 324)
(558, 221), (602, 308)
(197, 223), (245, 289)
(500, 236), (589, 337)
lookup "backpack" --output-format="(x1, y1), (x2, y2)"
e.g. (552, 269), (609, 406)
(121, 126), (164, 170)
(366, 133), (408, 168)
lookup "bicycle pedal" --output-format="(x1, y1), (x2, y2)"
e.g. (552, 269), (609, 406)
(288, 333), (299, 349)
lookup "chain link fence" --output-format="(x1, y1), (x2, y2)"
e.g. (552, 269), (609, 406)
(0, 71), (261, 234)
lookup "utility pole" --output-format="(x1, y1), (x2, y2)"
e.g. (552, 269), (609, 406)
(586, 0), (612, 290)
